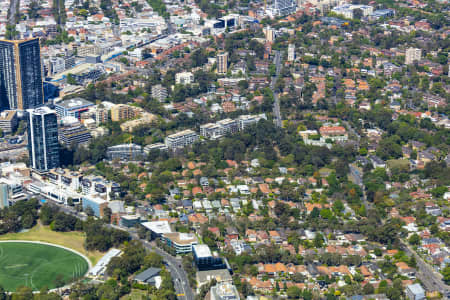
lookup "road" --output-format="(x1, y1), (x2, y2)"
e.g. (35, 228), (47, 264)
(401, 240), (450, 297)
(129, 233), (195, 300)
(271, 50), (282, 128)
(8, 0), (19, 25)
(45, 201), (194, 300)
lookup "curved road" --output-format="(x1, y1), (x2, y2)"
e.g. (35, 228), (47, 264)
(45, 201), (195, 300)
(271, 50), (282, 128)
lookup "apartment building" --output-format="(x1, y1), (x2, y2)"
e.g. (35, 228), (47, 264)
(165, 129), (199, 149)
(175, 72), (194, 85)
(151, 84), (168, 102)
(238, 114), (267, 131)
(405, 48), (422, 65)
(200, 118), (239, 139)
(111, 104), (139, 122)
(217, 52), (229, 75)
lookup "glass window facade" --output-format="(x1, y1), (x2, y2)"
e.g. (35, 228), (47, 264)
(0, 39), (43, 111)
(27, 107), (60, 172)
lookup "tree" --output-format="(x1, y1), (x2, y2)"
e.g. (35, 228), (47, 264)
(408, 233), (420, 245)
(103, 207), (112, 223)
(353, 8), (363, 19)
(143, 252), (164, 268)
(443, 265), (450, 284)
(287, 286), (301, 298)
(12, 286), (33, 300)
(362, 283), (374, 295)
(0, 285), (6, 300)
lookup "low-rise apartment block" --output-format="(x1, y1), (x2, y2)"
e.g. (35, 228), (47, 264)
(165, 129), (199, 149)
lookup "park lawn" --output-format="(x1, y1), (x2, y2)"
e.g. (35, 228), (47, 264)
(0, 223), (103, 264)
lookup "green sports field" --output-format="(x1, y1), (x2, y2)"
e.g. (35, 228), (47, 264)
(0, 242), (89, 291)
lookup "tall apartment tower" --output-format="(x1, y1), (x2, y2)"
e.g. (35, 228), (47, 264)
(288, 44), (295, 61)
(405, 47), (422, 65)
(27, 107), (60, 173)
(0, 38), (44, 111)
(264, 26), (275, 43)
(217, 52), (228, 75)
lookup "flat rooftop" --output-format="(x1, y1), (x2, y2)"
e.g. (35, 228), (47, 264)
(193, 244), (212, 258)
(55, 97), (94, 109)
(142, 220), (172, 234)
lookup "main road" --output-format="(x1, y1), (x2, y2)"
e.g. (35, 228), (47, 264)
(271, 50), (282, 128)
(8, 0), (19, 25)
(44, 200), (195, 300)
(400, 239), (450, 297)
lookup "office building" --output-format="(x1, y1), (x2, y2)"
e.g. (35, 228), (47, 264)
(288, 44), (295, 61)
(165, 129), (199, 149)
(48, 57), (66, 75)
(82, 196), (108, 217)
(0, 183), (9, 209)
(193, 244), (226, 270)
(106, 143), (145, 160)
(405, 48), (422, 65)
(406, 283), (425, 300)
(217, 52), (228, 75)
(151, 84), (168, 102)
(211, 282), (240, 300)
(27, 107), (60, 173)
(59, 123), (92, 147)
(175, 72), (194, 85)
(0, 110), (18, 134)
(162, 232), (198, 254)
(274, 0), (296, 16)
(142, 220), (172, 239)
(54, 98), (94, 120)
(0, 38), (44, 111)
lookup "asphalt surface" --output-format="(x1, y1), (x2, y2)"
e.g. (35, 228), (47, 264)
(271, 50), (282, 128)
(45, 201), (194, 300)
(8, 0), (19, 25)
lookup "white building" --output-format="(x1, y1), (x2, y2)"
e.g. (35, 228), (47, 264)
(405, 47), (422, 65)
(288, 44), (295, 61)
(165, 129), (199, 149)
(237, 113), (267, 131)
(162, 232), (198, 254)
(406, 283), (425, 300)
(175, 72), (194, 85)
(331, 4), (373, 19)
(211, 282), (240, 300)
(200, 118), (239, 139)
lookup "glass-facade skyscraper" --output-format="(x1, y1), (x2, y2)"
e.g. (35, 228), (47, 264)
(27, 107), (60, 173)
(0, 38), (44, 111)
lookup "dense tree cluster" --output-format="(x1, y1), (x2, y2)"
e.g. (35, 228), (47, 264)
(0, 199), (39, 234)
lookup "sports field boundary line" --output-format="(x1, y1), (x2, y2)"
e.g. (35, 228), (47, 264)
(0, 240), (92, 270)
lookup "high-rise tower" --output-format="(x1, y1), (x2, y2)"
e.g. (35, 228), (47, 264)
(0, 38), (44, 111)
(27, 106), (60, 173)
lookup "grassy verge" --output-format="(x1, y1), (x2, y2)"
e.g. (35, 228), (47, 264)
(0, 223), (104, 264)
(120, 289), (148, 300)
